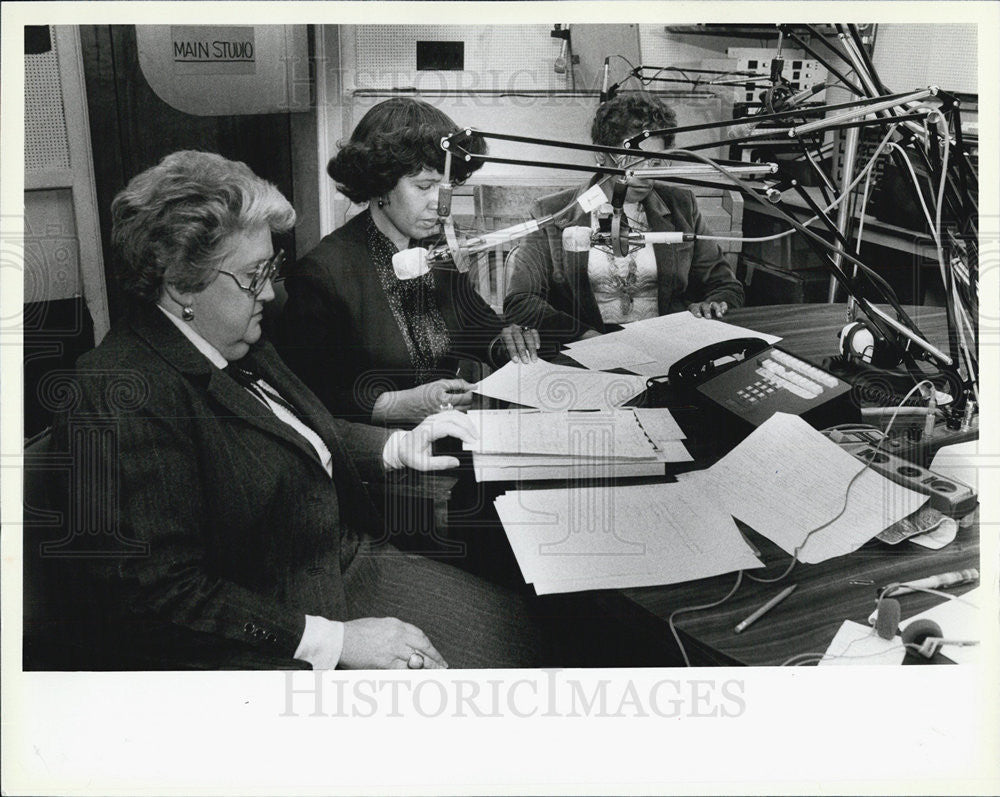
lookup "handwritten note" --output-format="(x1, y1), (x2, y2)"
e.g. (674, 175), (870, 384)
(494, 481), (762, 594)
(820, 620), (906, 666)
(688, 413), (928, 564)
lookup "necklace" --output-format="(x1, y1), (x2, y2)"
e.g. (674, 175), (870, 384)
(603, 251), (639, 315)
(596, 203), (648, 315)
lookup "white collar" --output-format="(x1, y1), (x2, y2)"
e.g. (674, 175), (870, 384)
(157, 305), (229, 369)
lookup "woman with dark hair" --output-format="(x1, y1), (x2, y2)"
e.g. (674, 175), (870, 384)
(278, 98), (540, 426)
(45, 150), (540, 670)
(504, 93), (745, 346)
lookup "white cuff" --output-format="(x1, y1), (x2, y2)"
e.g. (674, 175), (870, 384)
(293, 615), (345, 670)
(382, 429), (409, 471)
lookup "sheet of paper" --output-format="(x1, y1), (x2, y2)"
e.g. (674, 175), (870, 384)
(689, 413), (928, 564)
(464, 409), (657, 458)
(561, 333), (656, 371)
(633, 407), (686, 442)
(474, 461), (665, 483)
(908, 516), (959, 549)
(472, 359), (647, 410)
(493, 481), (762, 594)
(903, 587), (981, 664)
(819, 620), (906, 666)
(473, 444), (690, 472)
(616, 312), (782, 371)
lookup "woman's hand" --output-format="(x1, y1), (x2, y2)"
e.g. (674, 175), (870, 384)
(340, 617), (448, 669)
(397, 409), (479, 471)
(371, 379), (475, 425)
(688, 300), (729, 319)
(500, 324), (541, 364)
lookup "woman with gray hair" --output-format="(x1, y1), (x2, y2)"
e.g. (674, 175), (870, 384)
(504, 93), (745, 346)
(47, 150), (539, 670)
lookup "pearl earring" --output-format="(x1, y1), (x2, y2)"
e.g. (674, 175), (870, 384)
(182, 306), (195, 321)
(377, 196), (389, 208)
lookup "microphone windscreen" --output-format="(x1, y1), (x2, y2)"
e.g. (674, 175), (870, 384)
(392, 247), (430, 280)
(875, 598), (901, 640)
(562, 226), (592, 253)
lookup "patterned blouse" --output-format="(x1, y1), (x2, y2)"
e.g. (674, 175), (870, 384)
(366, 212), (451, 385)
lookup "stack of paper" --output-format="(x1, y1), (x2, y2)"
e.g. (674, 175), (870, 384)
(494, 481), (763, 594)
(471, 359), (647, 410)
(678, 412), (929, 564)
(562, 312), (781, 376)
(465, 408), (691, 482)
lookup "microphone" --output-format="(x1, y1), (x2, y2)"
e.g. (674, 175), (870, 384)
(626, 163), (778, 180)
(436, 183), (453, 218)
(726, 81), (826, 141)
(554, 39), (568, 74)
(562, 226), (592, 253)
(727, 116), (765, 140)
(392, 247), (432, 280)
(563, 225), (694, 254)
(599, 57), (611, 102)
(392, 219), (544, 280)
(874, 598), (901, 640)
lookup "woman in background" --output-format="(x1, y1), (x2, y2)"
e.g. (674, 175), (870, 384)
(46, 150), (539, 670)
(278, 98), (540, 426)
(504, 93), (744, 346)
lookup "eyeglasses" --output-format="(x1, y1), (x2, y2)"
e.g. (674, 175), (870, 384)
(612, 153), (668, 170)
(215, 249), (285, 297)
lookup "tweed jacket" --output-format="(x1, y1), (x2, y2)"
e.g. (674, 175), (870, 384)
(49, 302), (392, 669)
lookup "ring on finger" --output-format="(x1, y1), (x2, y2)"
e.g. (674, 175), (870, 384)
(407, 652), (425, 670)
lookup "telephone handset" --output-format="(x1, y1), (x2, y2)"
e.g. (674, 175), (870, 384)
(645, 337), (857, 433)
(666, 337), (772, 388)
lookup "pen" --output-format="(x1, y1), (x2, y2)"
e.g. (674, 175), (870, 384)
(734, 584), (797, 634)
(880, 568), (978, 597)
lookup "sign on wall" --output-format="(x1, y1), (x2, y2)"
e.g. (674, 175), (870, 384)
(170, 26), (256, 76)
(136, 25), (308, 115)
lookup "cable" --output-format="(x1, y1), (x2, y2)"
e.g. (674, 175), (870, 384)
(880, 584), (980, 609)
(668, 382), (935, 664)
(887, 129), (978, 401)
(782, 582), (979, 666)
(667, 571), (744, 667)
(748, 378), (932, 586)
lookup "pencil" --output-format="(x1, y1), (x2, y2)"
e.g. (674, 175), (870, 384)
(734, 584), (797, 634)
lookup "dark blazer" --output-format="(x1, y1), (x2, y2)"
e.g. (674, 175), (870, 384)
(46, 302), (537, 670)
(276, 211), (505, 422)
(504, 181), (745, 345)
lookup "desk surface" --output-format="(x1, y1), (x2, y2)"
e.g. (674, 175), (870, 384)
(407, 303), (975, 666)
(619, 303), (977, 666)
(724, 302), (948, 362)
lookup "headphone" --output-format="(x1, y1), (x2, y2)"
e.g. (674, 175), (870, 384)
(839, 320), (903, 368)
(873, 588), (978, 660)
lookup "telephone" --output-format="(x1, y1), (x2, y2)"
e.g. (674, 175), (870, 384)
(647, 337), (858, 434)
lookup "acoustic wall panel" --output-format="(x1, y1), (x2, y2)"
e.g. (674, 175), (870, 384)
(872, 24), (976, 94)
(352, 25), (569, 91)
(25, 26), (71, 172)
